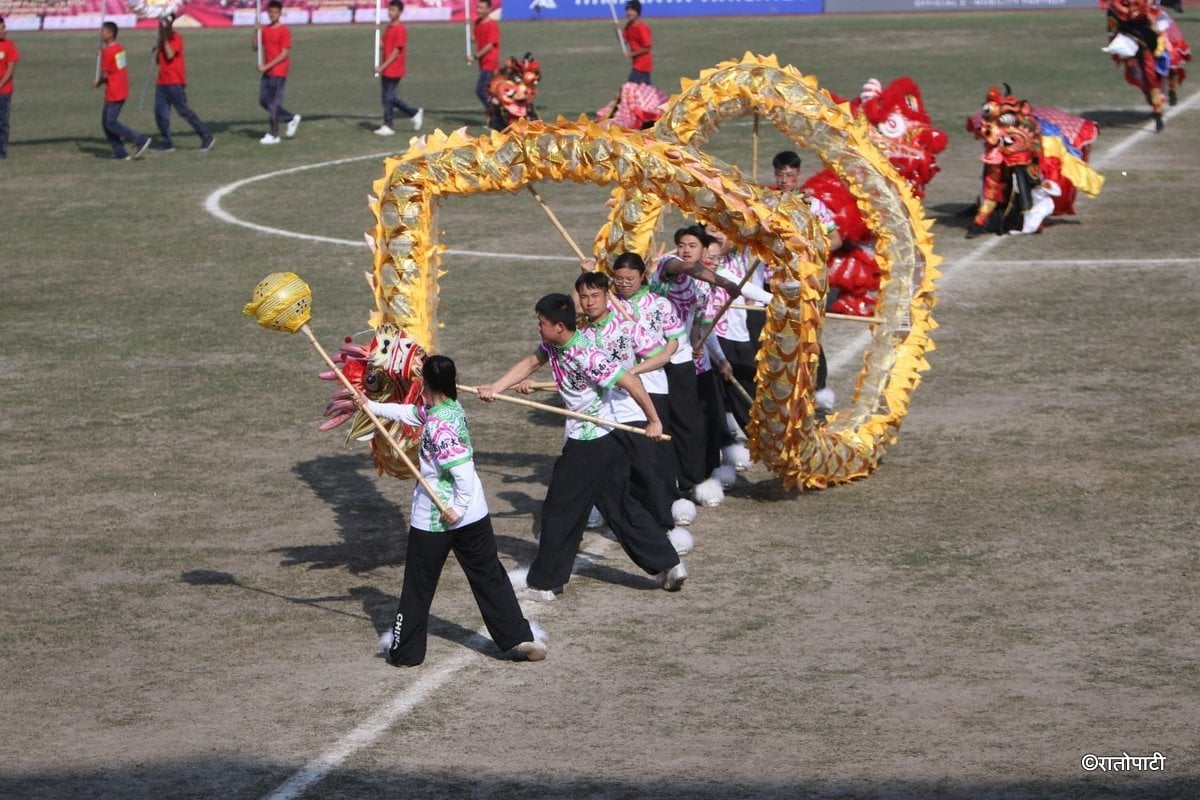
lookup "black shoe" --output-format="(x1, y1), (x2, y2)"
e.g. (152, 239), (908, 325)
(1169, 90), (1178, 107)
(1153, 112), (1164, 132)
(150, 142), (175, 153)
(965, 224), (985, 239)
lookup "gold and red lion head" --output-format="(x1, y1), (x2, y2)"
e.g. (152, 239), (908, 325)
(488, 54), (540, 122)
(973, 85), (1042, 168)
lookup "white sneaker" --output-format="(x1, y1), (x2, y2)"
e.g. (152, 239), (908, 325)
(285, 114), (301, 138)
(373, 125), (395, 136)
(658, 561), (688, 592)
(412, 108), (424, 131)
(259, 133), (281, 145)
(515, 640), (548, 661)
(519, 586), (557, 603)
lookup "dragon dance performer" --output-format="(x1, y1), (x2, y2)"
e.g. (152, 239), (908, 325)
(478, 293), (687, 600)
(355, 355), (548, 666)
(966, 85), (1104, 237)
(1102, 0), (1191, 131)
(573, 268), (692, 550)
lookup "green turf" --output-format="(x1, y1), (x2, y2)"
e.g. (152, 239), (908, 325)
(3, 9), (1200, 799)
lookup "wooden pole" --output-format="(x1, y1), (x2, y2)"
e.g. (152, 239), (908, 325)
(299, 325), (449, 514)
(373, 0), (382, 74)
(458, 385), (670, 440)
(528, 184), (634, 322)
(608, 0), (629, 55)
(725, 373), (754, 407)
(729, 303), (882, 324)
(696, 265), (763, 351)
(751, 113), (760, 183)
(527, 184), (587, 261)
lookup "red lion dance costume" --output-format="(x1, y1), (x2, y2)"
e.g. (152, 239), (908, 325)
(801, 77), (948, 317)
(1102, 0), (1191, 131)
(487, 53), (541, 132)
(596, 82), (670, 129)
(965, 85), (1104, 237)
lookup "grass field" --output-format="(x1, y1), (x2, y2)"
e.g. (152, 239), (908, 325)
(3, 9), (1200, 800)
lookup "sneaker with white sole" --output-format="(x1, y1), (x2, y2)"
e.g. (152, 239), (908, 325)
(200, 137), (216, 152)
(658, 561), (687, 592)
(133, 138), (153, 159)
(412, 108), (424, 131)
(285, 114), (301, 138)
(374, 125), (395, 136)
(518, 586), (557, 603)
(515, 640), (548, 661)
(259, 133), (281, 145)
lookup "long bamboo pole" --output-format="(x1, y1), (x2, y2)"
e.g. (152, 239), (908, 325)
(729, 303), (882, 324)
(299, 326), (449, 514)
(458, 385), (670, 440)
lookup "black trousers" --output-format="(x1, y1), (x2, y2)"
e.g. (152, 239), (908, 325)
(617, 424), (677, 529)
(718, 336), (757, 430)
(663, 361), (707, 491)
(388, 515), (532, 666)
(696, 369), (733, 475)
(528, 434), (679, 591)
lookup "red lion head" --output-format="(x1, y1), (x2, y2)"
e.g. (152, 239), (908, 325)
(851, 76), (948, 197)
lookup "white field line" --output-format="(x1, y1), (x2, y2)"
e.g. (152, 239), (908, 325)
(261, 648), (476, 800)
(259, 92), (1194, 800)
(202, 153), (577, 262)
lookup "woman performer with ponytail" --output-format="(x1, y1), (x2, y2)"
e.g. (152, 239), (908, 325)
(355, 355), (547, 666)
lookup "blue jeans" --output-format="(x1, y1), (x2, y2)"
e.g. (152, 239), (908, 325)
(475, 69), (493, 112)
(258, 75), (294, 136)
(627, 69), (652, 85)
(102, 100), (146, 158)
(0, 93), (10, 159)
(154, 83), (211, 147)
(380, 77), (418, 127)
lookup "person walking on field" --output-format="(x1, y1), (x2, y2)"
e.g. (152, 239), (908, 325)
(95, 22), (152, 160)
(0, 17), (18, 160)
(151, 13), (215, 153)
(254, 0), (301, 145)
(373, 0), (423, 136)
(468, 0), (499, 116)
(478, 294), (688, 601)
(622, 0), (653, 85)
(353, 355), (548, 667)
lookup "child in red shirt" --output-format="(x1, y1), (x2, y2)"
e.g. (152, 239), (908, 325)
(94, 22), (151, 160)
(152, 14), (214, 152)
(0, 17), (18, 160)
(469, 0), (500, 115)
(254, 0), (300, 144)
(372, 0), (423, 135)
(622, 0), (653, 86)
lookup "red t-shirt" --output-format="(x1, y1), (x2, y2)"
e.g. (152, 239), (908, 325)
(156, 31), (187, 86)
(262, 23), (291, 78)
(624, 19), (652, 73)
(101, 42), (129, 102)
(381, 22), (407, 78)
(0, 38), (18, 95)
(474, 18), (499, 72)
